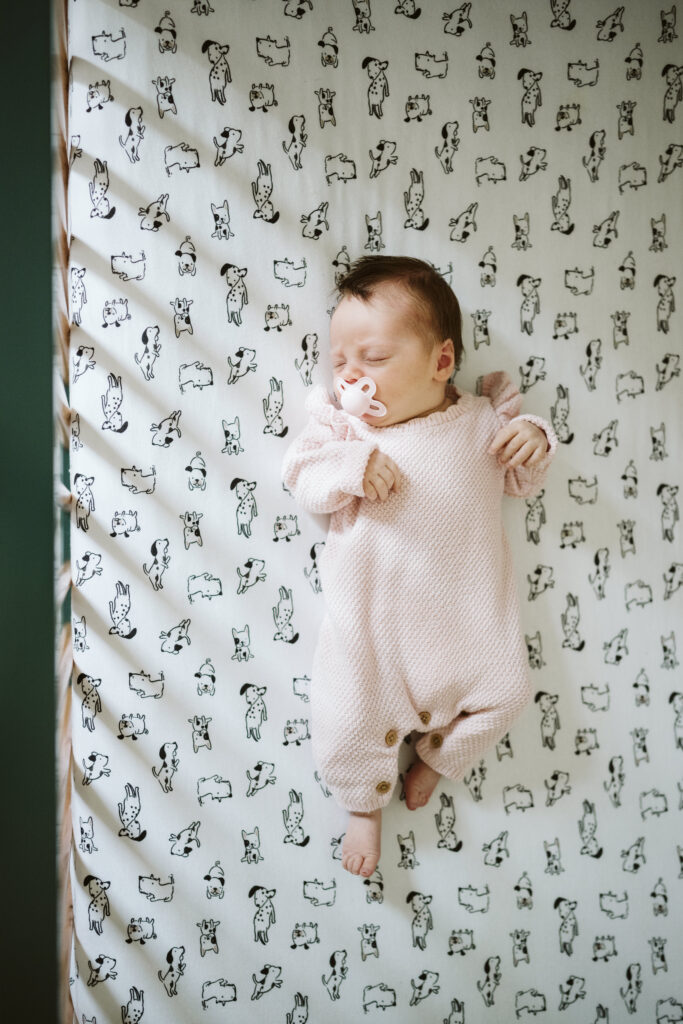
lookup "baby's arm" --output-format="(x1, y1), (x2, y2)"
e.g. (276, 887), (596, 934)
(489, 418), (549, 468)
(479, 372), (558, 497)
(282, 415), (381, 513)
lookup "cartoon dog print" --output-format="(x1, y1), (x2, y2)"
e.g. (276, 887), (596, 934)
(241, 683), (268, 740)
(351, 0), (374, 33)
(551, 176), (573, 233)
(650, 213), (667, 252)
(555, 0), (579, 32)
(322, 950), (348, 1000)
(358, 924), (380, 961)
(142, 537), (169, 591)
(118, 107), (145, 163)
(365, 211), (385, 250)
(403, 168), (428, 229)
(213, 126), (243, 165)
(363, 57), (389, 117)
(658, 5), (678, 42)
(406, 891), (432, 949)
(593, 210), (619, 247)
(518, 274), (540, 333)
(301, 201), (329, 238)
(555, 897), (578, 954)
(237, 558), (267, 595)
(282, 114), (307, 169)
(84, 875), (111, 935)
(231, 478), (257, 537)
(118, 783), (146, 841)
(273, 586), (298, 642)
(512, 212), (530, 250)
(579, 800), (602, 856)
(283, 789), (309, 846)
(241, 827), (263, 864)
(89, 159), (115, 219)
(251, 964), (282, 1000)
(435, 121), (460, 173)
(556, 102), (581, 131)
(109, 580), (136, 638)
(249, 888), (276, 942)
(519, 69), (542, 125)
(202, 40), (231, 103)
(510, 11), (530, 46)
(87, 953), (118, 986)
(152, 76), (176, 118)
(264, 380), (286, 436)
(135, 325), (161, 380)
(158, 946), (185, 995)
(583, 128), (606, 181)
(535, 691), (560, 748)
(70, 267), (87, 325)
(86, 79), (113, 111)
(470, 97), (490, 132)
(620, 963), (643, 1014)
(449, 201), (477, 242)
(211, 200), (233, 240)
(464, 760), (487, 800)
(655, 274), (676, 333)
(294, 332), (318, 385)
(246, 760), (276, 796)
(315, 87), (336, 128)
(596, 6), (625, 41)
(616, 99), (636, 138)
(397, 830), (419, 868)
(318, 26), (338, 67)
(477, 957), (501, 1006)
(231, 624), (253, 661)
(410, 970), (440, 1005)
(252, 160), (279, 222)
(152, 742), (179, 793)
(435, 793), (461, 850)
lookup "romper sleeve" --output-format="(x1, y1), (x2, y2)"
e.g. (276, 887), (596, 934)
(478, 371), (558, 498)
(281, 386), (379, 513)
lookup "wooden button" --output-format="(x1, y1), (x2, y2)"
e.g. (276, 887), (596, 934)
(430, 734), (443, 749)
(385, 729), (398, 746)
(376, 780), (391, 794)
(418, 711), (431, 726)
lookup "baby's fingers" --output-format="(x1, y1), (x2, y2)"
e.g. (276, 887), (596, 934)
(382, 456), (401, 491)
(507, 440), (536, 467)
(363, 478), (379, 501)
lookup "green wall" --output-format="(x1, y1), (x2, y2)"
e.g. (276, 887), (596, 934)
(1, 1), (57, 1017)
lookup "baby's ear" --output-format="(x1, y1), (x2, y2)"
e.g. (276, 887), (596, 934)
(436, 338), (454, 372)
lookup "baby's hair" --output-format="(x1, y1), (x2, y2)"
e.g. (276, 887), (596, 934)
(334, 254), (464, 372)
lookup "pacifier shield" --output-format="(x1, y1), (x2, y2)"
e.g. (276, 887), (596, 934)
(334, 376), (387, 418)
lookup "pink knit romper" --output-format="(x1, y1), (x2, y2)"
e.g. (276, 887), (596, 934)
(281, 371), (558, 812)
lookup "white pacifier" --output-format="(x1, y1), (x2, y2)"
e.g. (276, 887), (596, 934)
(334, 376), (387, 418)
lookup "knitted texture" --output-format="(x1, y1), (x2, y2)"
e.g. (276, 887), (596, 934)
(281, 372), (558, 811)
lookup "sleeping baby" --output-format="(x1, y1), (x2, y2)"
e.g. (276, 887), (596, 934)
(281, 255), (557, 878)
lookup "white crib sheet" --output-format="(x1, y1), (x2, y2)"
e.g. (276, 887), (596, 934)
(66, 1), (683, 1021)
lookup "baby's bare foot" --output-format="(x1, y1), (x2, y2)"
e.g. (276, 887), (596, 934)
(404, 758), (441, 809)
(342, 809), (381, 877)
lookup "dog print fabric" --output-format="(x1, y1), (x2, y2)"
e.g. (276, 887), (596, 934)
(66, 1), (682, 1021)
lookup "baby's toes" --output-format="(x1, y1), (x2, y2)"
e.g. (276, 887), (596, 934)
(342, 852), (363, 875)
(360, 851), (379, 877)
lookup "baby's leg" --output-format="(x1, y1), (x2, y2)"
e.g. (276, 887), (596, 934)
(404, 756), (441, 809)
(342, 809), (382, 877)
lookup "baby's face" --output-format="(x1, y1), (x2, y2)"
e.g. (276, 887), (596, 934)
(330, 287), (453, 427)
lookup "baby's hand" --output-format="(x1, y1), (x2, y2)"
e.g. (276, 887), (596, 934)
(489, 420), (549, 468)
(363, 450), (401, 501)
